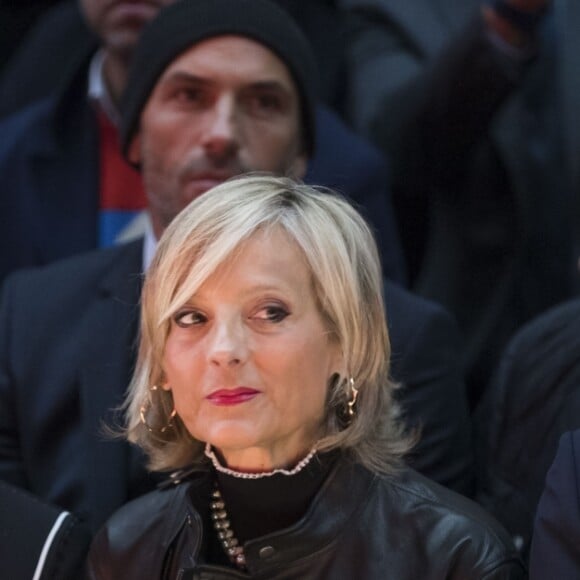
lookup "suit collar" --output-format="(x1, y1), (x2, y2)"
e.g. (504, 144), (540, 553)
(96, 239), (144, 303)
(27, 58), (101, 259)
(53, 43), (97, 144)
(28, 45), (96, 159)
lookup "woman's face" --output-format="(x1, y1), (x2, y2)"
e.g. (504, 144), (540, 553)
(162, 227), (342, 471)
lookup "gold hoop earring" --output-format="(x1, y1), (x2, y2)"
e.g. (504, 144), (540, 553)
(140, 385), (177, 433)
(346, 377), (359, 419)
(336, 377), (358, 429)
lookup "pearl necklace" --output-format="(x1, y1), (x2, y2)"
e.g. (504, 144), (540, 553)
(204, 443), (318, 479)
(211, 482), (247, 570)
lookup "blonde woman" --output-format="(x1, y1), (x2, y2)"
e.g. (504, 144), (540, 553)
(88, 175), (524, 579)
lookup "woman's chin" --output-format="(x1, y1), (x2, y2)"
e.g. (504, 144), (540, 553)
(198, 419), (262, 454)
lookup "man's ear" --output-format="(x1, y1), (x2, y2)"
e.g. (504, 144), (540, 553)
(127, 132), (142, 166)
(289, 152), (308, 180)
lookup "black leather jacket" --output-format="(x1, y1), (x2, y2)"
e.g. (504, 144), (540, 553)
(87, 459), (525, 579)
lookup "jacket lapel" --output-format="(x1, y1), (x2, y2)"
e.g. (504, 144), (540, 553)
(27, 51), (100, 263)
(78, 241), (144, 529)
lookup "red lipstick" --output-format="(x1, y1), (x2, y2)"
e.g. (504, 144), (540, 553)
(207, 387), (260, 406)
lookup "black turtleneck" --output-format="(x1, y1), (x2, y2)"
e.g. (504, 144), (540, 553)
(205, 451), (338, 569)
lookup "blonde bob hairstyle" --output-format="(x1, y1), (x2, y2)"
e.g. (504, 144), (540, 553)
(126, 174), (411, 473)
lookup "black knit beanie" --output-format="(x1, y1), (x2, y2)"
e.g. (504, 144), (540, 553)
(120, 0), (318, 160)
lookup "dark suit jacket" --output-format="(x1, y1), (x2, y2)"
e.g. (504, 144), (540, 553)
(530, 430), (580, 579)
(478, 297), (580, 556)
(0, 1), (405, 286)
(341, 0), (580, 401)
(0, 240), (472, 535)
(0, 479), (91, 580)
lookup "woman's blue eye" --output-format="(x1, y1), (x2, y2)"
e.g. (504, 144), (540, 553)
(174, 310), (207, 327)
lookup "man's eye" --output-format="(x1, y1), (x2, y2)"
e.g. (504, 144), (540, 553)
(257, 95), (280, 109)
(254, 305), (289, 323)
(173, 310), (207, 327)
(173, 88), (206, 106)
(247, 94), (283, 115)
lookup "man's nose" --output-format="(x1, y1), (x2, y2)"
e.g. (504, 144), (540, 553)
(208, 317), (247, 367)
(202, 96), (240, 160)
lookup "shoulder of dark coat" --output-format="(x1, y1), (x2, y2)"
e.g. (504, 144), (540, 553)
(1, 241), (143, 297)
(377, 467), (524, 572)
(492, 297), (580, 411)
(504, 298), (580, 361)
(384, 279), (457, 335)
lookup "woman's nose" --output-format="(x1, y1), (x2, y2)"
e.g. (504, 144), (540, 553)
(208, 318), (247, 367)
